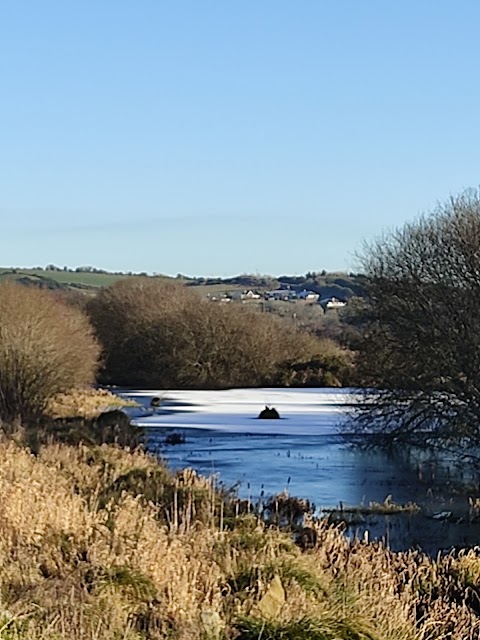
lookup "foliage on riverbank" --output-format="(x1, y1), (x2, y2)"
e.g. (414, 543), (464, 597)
(0, 283), (100, 423)
(87, 278), (353, 389)
(351, 189), (480, 448)
(0, 431), (478, 639)
(323, 495), (421, 517)
(46, 387), (139, 419)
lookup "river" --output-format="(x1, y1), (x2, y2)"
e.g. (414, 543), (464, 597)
(120, 387), (480, 553)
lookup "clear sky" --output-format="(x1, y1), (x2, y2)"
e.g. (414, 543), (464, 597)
(2, 1), (480, 277)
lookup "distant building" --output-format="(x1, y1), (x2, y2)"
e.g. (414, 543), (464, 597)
(297, 289), (319, 301)
(320, 296), (347, 310)
(207, 293), (232, 302)
(231, 290), (262, 301)
(267, 289), (298, 301)
(242, 290), (261, 299)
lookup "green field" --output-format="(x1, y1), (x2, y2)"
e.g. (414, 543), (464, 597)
(0, 268), (364, 302)
(0, 269), (175, 289)
(23, 270), (132, 286)
(0, 269), (252, 293)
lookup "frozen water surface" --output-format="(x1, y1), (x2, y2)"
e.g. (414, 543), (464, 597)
(118, 387), (480, 552)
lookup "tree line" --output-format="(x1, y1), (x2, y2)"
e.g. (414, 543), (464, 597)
(4, 187), (480, 452)
(0, 278), (352, 423)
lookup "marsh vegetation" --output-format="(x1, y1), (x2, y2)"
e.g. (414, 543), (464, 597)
(0, 427), (477, 638)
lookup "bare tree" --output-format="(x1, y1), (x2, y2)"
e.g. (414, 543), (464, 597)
(350, 189), (480, 449)
(87, 278), (337, 389)
(0, 283), (99, 423)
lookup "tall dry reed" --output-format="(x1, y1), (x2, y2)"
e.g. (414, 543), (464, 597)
(0, 436), (478, 638)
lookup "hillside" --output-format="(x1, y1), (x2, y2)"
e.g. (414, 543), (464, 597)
(0, 268), (173, 292)
(0, 267), (366, 300)
(187, 272), (366, 301)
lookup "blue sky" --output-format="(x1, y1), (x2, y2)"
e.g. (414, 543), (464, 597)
(2, 1), (480, 276)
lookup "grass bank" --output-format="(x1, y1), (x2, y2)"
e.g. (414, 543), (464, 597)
(0, 429), (479, 639)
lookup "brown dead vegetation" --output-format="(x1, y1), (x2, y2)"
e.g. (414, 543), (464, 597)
(0, 432), (476, 638)
(87, 278), (352, 389)
(0, 282), (100, 424)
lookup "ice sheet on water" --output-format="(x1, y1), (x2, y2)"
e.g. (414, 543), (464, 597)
(120, 387), (359, 435)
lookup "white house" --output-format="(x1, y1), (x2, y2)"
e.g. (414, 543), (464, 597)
(320, 296), (347, 310)
(297, 289), (319, 301)
(242, 290), (261, 299)
(232, 290), (262, 301)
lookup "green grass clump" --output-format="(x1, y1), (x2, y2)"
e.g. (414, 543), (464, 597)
(97, 565), (158, 602)
(324, 495), (420, 518)
(235, 616), (376, 640)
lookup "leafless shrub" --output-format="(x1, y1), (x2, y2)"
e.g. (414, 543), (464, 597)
(350, 189), (480, 448)
(87, 278), (333, 388)
(0, 282), (100, 423)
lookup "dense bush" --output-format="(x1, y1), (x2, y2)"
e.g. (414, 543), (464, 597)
(0, 282), (99, 422)
(87, 278), (337, 388)
(273, 339), (354, 387)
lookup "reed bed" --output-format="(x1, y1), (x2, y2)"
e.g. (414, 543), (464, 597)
(46, 388), (138, 420)
(0, 435), (478, 638)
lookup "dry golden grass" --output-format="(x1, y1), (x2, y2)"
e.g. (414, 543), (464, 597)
(46, 387), (139, 419)
(0, 436), (479, 638)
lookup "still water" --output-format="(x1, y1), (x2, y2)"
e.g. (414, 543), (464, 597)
(120, 388), (480, 553)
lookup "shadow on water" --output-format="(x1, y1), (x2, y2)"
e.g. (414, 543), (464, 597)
(160, 399), (198, 408)
(121, 392), (200, 418)
(144, 427), (480, 554)
(121, 388), (480, 555)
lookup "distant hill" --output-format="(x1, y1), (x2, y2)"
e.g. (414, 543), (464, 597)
(0, 268), (168, 291)
(0, 268), (366, 299)
(277, 273), (366, 300)
(0, 271), (72, 291)
(187, 272), (366, 300)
